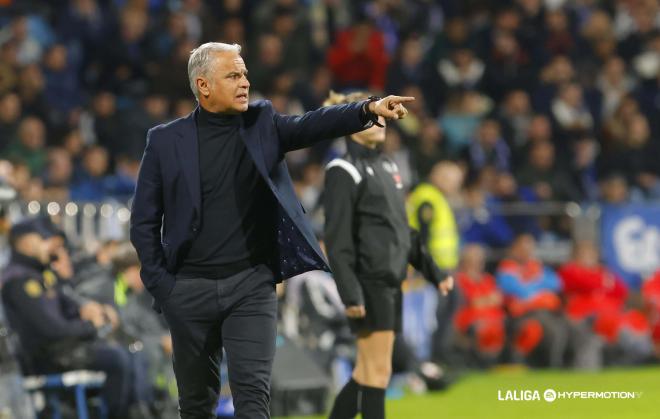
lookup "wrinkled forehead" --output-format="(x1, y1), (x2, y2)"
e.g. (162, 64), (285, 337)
(212, 50), (246, 71)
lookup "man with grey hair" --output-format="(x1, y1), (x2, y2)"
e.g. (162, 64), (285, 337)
(130, 41), (413, 418)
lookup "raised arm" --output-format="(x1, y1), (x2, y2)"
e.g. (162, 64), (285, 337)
(274, 96), (414, 152)
(274, 101), (368, 152)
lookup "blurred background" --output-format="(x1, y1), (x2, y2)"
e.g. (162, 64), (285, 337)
(0, 0), (659, 418)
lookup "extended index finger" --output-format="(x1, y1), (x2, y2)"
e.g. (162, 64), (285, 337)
(388, 96), (415, 103)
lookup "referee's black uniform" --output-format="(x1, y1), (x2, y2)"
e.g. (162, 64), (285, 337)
(324, 139), (447, 333)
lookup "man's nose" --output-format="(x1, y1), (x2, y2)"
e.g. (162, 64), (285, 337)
(241, 75), (250, 88)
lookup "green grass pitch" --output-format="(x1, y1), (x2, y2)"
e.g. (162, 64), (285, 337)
(280, 366), (660, 419)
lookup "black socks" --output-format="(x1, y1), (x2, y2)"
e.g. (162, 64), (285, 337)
(360, 385), (385, 419)
(328, 378), (386, 419)
(329, 378), (360, 418)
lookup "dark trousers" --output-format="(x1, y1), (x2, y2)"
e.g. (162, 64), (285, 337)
(161, 264), (277, 419)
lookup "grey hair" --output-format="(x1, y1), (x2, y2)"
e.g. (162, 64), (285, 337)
(188, 42), (242, 100)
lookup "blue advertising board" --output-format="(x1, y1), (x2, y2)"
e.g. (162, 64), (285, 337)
(601, 205), (660, 289)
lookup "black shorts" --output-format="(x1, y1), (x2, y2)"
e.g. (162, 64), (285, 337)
(348, 282), (402, 334)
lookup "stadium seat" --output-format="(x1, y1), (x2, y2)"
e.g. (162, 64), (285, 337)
(2, 326), (108, 419)
(22, 371), (107, 419)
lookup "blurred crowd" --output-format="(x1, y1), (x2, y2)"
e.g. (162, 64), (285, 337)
(0, 0), (658, 207)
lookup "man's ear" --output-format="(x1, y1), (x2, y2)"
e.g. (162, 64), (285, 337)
(196, 77), (210, 98)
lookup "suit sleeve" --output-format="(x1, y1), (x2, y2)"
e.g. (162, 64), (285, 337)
(129, 129), (175, 302)
(323, 166), (364, 307)
(274, 101), (371, 153)
(408, 228), (449, 286)
(3, 279), (97, 341)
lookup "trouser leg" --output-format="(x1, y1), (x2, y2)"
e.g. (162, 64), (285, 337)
(162, 278), (222, 419)
(221, 265), (277, 419)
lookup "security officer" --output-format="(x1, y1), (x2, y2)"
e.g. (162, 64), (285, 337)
(0, 219), (134, 419)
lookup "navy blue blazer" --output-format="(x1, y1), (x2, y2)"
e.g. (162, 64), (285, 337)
(130, 99), (369, 302)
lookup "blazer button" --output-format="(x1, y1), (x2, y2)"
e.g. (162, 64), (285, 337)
(192, 226), (198, 232)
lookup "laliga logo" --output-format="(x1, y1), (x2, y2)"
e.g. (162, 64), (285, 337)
(544, 389), (557, 402)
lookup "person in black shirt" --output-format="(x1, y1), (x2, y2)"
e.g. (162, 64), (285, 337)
(177, 101), (276, 278)
(130, 42), (415, 419)
(324, 91), (454, 419)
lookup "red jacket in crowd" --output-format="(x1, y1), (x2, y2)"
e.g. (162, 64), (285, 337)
(327, 25), (389, 92)
(559, 262), (648, 342)
(643, 270), (660, 344)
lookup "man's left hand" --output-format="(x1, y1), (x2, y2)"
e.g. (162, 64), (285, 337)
(438, 276), (454, 297)
(368, 96), (414, 120)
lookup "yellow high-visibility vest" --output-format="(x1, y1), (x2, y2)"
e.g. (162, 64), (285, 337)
(114, 274), (129, 307)
(407, 183), (459, 270)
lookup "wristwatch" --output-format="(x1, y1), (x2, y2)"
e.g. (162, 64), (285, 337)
(361, 96), (384, 128)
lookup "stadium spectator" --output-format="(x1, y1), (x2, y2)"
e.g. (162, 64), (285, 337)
(408, 161), (462, 271)
(496, 234), (567, 367)
(0, 92), (21, 152)
(496, 90), (533, 154)
(42, 43), (83, 127)
(489, 171), (540, 237)
(385, 34), (426, 95)
(409, 118), (448, 182)
(73, 240), (120, 306)
(439, 90), (492, 155)
(460, 180), (514, 249)
(453, 244), (506, 367)
(3, 116), (47, 176)
(550, 82), (595, 146)
(599, 113), (660, 197)
(513, 114), (553, 168)
(643, 270), (660, 357)
(516, 140), (581, 202)
(596, 56), (636, 119)
(16, 63), (48, 125)
(460, 118), (511, 176)
(559, 241), (653, 365)
(599, 172), (635, 205)
(327, 18), (389, 92)
(407, 161), (462, 364)
(41, 147), (73, 202)
(111, 242), (176, 412)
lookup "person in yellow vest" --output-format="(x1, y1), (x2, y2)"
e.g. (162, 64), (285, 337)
(407, 161), (462, 271)
(407, 161), (463, 362)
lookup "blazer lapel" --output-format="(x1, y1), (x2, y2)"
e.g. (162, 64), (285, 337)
(239, 117), (270, 181)
(175, 108), (201, 212)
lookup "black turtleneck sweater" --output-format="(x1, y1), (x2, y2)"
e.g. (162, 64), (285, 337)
(178, 106), (276, 279)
